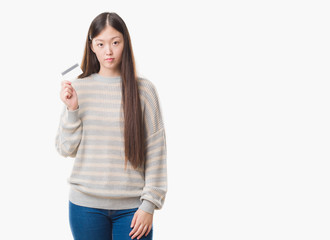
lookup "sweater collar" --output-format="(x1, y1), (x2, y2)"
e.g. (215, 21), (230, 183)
(92, 73), (122, 83)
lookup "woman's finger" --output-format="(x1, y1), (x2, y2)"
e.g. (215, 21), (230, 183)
(64, 92), (71, 99)
(61, 80), (71, 85)
(63, 85), (74, 92)
(129, 222), (140, 237)
(63, 89), (72, 95)
(137, 225), (148, 239)
(62, 83), (73, 92)
(61, 82), (71, 89)
(62, 85), (73, 94)
(131, 224), (144, 239)
(146, 225), (152, 236)
(64, 88), (73, 95)
(129, 216), (140, 237)
(130, 212), (137, 228)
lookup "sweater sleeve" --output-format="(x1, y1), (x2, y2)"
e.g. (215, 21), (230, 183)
(55, 104), (83, 158)
(138, 81), (168, 215)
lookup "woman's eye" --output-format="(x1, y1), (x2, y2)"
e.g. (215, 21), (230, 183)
(97, 43), (103, 47)
(113, 41), (118, 45)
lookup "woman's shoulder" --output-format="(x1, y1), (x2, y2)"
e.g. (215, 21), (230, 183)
(137, 76), (159, 96)
(75, 74), (94, 82)
(137, 76), (162, 107)
(70, 74), (94, 88)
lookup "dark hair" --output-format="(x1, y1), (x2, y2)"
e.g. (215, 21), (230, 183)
(78, 12), (145, 169)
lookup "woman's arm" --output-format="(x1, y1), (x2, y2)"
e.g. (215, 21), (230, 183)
(138, 80), (168, 215)
(139, 127), (167, 214)
(130, 80), (167, 238)
(55, 105), (83, 158)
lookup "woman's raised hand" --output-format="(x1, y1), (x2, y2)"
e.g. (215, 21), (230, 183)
(60, 80), (79, 111)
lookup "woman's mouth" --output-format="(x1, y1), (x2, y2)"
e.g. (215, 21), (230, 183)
(105, 58), (114, 62)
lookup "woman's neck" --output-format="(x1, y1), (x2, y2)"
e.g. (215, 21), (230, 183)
(98, 68), (121, 77)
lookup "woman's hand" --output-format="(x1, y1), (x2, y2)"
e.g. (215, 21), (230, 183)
(129, 209), (153, 239)
(60, 80), (78, 111)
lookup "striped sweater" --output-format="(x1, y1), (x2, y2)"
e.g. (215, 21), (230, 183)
(55, 73), (167, 214)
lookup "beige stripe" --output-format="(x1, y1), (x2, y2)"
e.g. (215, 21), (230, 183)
(60, 134), (81, 142)
(144, 186), (164, 198)
(74, 185), (142, 196)
(138, 79), (149, 85)
(76, 153), (124, 160)
(79, 98), (122, 104)
(146, 132), (164, 147)
(139, 86), (159, 105)
(77, 81), (121, 87)
(60, 122), (82, 134)
(140, 95), (154, 136)
(74, 162), (143, 172)
(79, 106), (122, 115)
(62, 128), (80, 134)
(146, 154), (166, 164)
(77, 89), (121, 96)
(146, 172), (167, 179)
(142, 193), (165, 202)
(72, 170), (142, 179)
(56, 132), (77, 154)
(83, 135), (123, 141)
(139, 85), (162, 121)
(68, 145), (78, 153)
(78, 90), (122, 95)
(82, 115), (124, 122)
(145, 181), (167, 187)
(83, 125), (123, 132)
(69, 177), (144, 187)
(61, 115), (81, 127)
(146, 145), (165, 156)
(78, 144), (123, 150)
(58, 143), (70, 155)
(146, 164), (166, 172)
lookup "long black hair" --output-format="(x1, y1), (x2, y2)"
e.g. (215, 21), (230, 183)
(78, 12), (145, 169)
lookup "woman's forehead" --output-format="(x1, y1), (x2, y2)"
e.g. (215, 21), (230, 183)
(94, 26), (123, 40)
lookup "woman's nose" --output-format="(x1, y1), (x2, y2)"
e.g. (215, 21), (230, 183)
(105, 44), (113, 55)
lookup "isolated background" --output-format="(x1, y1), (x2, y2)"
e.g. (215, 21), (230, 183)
(0, 0), (329, 239)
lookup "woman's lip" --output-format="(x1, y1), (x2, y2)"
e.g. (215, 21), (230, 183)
(106, 58), (114, 61)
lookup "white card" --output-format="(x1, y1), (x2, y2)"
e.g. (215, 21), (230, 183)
(61, 63), (83, 81)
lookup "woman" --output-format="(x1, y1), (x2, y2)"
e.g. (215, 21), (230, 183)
(55, 12), (167, 240)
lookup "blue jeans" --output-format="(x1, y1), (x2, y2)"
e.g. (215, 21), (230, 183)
(69, 201), (153, 240)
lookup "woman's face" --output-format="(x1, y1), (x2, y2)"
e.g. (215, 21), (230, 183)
(90, 25), (124, 75)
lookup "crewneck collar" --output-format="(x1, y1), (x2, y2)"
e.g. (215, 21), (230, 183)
(92, 73), (122, 83)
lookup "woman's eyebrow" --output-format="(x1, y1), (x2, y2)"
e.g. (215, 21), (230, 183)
(95, 36), (121, 42)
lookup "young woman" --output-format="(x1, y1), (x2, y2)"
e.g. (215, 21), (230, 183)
(55, 12), (167, 240)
